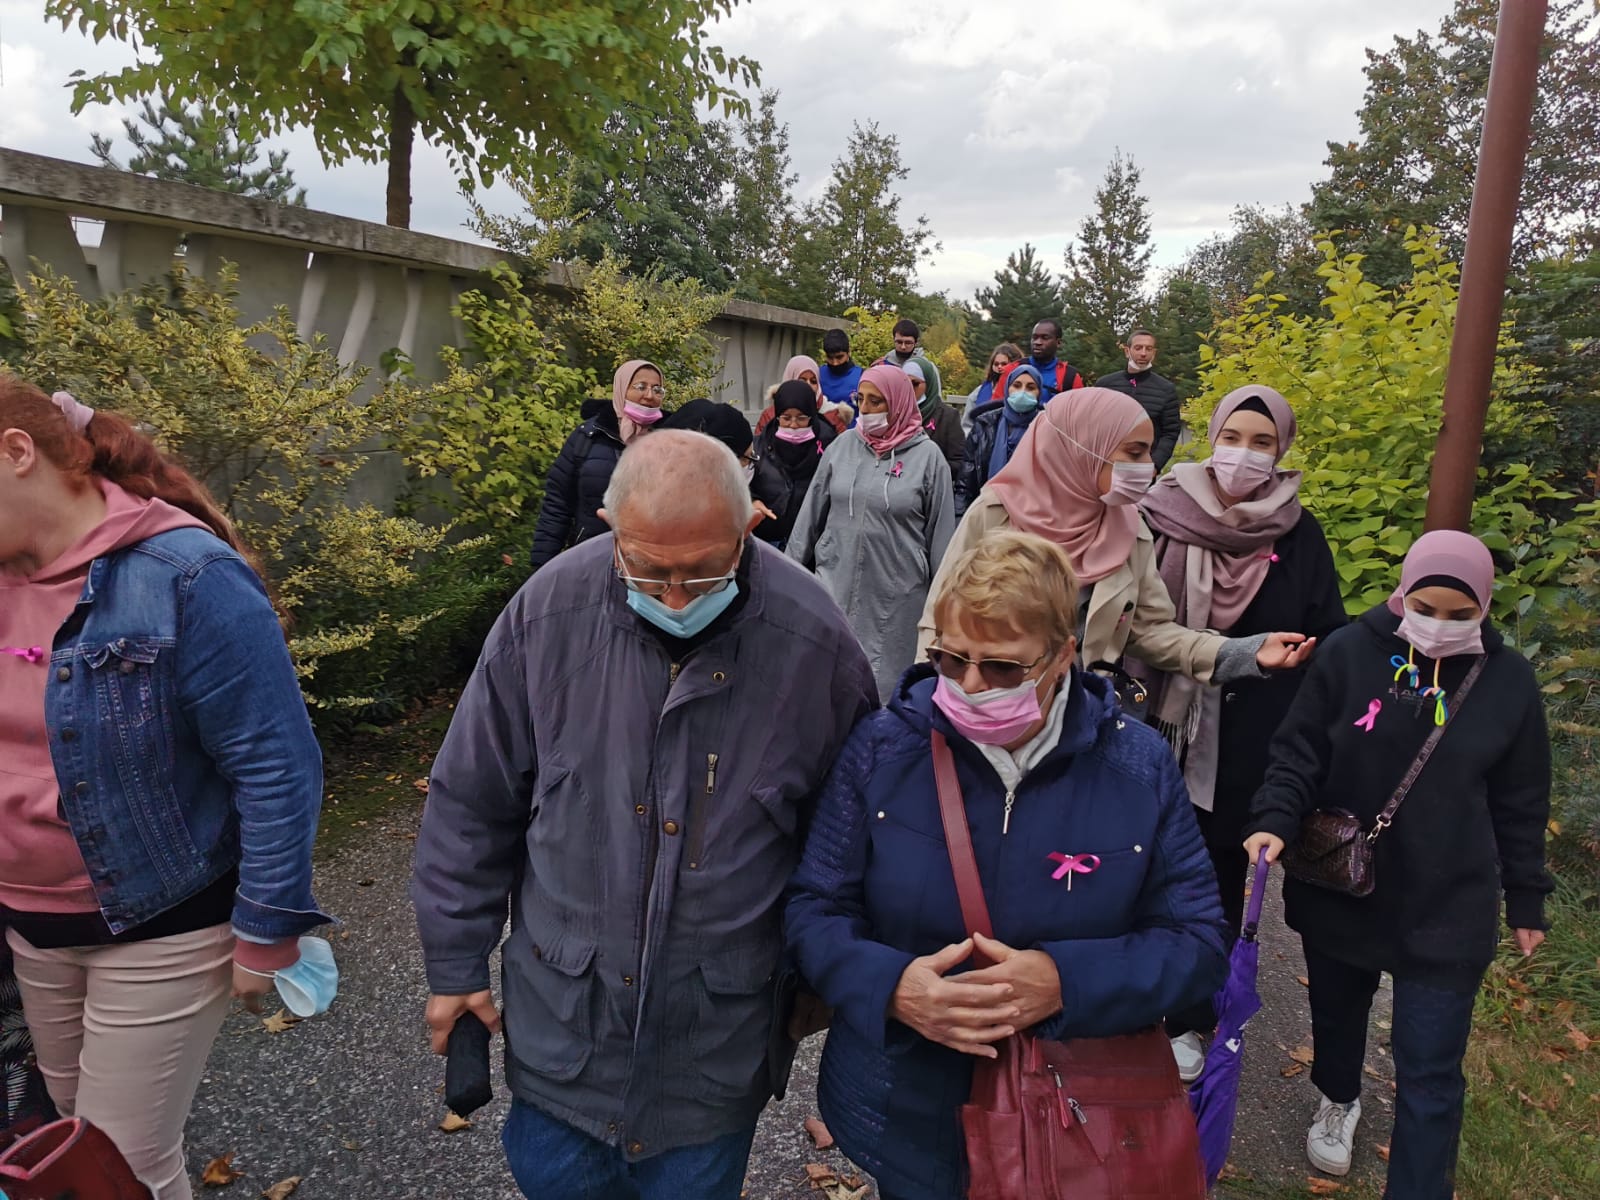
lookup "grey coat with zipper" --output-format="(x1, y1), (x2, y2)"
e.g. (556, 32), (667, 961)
(412, 536), (877, 1160)
(785, 430), (956, 702)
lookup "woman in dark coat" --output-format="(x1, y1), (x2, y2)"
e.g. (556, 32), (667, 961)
(785, 530), (1227, 1200)
(528, 359), (666, 570)
(1134, 385), (1347, 1080)
(956, 363), (1045, 516)
(750, 380), (835, 549)
(1244, 531), (1551, 1197)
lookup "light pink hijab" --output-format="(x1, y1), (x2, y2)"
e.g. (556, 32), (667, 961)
(783, 354), (822, 395)
(858, 364), (925, 455)
(986, 387), (1149, 584)
(612, 358), (664, 445)
(1386, 530), (1495, 615)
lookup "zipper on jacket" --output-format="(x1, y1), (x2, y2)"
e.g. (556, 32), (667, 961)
(685, 752), (717, 870)
(1002, 790), (1017, 835)
(669, 661), (681, 685)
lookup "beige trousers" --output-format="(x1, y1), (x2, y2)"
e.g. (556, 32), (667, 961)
(7, 923), (234, 1200)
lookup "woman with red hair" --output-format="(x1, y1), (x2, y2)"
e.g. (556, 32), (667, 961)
(0, 377), (329, 1198)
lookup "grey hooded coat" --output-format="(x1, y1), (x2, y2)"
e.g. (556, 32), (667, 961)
(412, 536), (876, 1160)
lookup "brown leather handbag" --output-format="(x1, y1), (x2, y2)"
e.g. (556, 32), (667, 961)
(931, 733), (1206, 1200)
(0, 1117), (153, 1200)
(1281, 655), (1486, 898)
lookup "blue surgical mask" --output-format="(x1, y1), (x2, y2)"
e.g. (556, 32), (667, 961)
(1006, 390), (1039, 414)
(274, 936), (339, 1017)
(626, 581), (740, 639)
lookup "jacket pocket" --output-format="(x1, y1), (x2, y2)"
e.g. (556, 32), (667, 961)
(84, 637), (167, 729)
(688, 947), (777, 1103)
(509, 923), (599, 1083)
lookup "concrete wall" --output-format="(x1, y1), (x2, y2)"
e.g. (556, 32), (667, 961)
(0, 147), (838, 422)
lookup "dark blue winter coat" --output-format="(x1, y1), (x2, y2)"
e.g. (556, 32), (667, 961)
(784, 666), (1228, 1199)
(529, 403), (629, 571)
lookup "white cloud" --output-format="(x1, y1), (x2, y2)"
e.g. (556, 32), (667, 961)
(971, 61), (1115, 151)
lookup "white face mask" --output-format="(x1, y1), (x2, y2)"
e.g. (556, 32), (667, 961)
(1127, 358), (1152, 374)
(1397, 609), (1484, 659)
(1209, 446), (1277, 497)
(858, 412), (890, 434)
(1101, 461), (1156, 506)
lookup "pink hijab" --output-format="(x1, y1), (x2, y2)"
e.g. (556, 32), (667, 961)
(858, 364), (925, 455)
(1386, 530), (1495, 615)
(783, 354), (822, 395)
(612, 358), (664, 445)
(986, 387), (1149, 584)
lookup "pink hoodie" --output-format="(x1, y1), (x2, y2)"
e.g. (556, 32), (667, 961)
(0, 479), (208, 914)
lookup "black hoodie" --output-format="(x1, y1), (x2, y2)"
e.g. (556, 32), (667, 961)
(1246, 604), (1552, 987)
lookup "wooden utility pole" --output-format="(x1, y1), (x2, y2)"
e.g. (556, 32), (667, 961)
(1424, 0), (1548, 531)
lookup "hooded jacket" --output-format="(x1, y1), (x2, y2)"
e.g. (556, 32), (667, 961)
(785, 666), (1228, 1199)
(956, 365), (1045, 516)
(413, 537), (877, 1160)
(1246, 604), (1552, 987)
(531, 402), (670, 571)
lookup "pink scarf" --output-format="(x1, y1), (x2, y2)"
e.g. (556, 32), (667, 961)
(857, 364), (925, 455)
(984, 388), (1147, 584)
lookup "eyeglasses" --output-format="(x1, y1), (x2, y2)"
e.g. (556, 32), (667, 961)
(613, 546), (739, 599)
(928, 644), (1051, 690)
(629, 382), (667, 398)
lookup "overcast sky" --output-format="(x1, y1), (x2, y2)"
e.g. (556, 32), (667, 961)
(0, 0), (1456, 300)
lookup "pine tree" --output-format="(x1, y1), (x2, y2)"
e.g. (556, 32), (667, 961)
(1149, 271), (1217, 406)
(1061, 151), (1154, 377)
(90, 92), (308, 205)
(962, 243), (1063, 365)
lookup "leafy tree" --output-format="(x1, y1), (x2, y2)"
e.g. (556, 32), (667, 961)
(52, 0), (756, 228)
(89, 91), (307, 204)
(1061, 151), (1153, 377)
(1307, 0), (1600, 287)
(567, 102), (738, 290)
(728, 91), (801, 305)
(961, 243), (1062, 365)
(1506, 250), (1600, 494)
(1148, 270), (1216, 403)
(1180, 204), (1321, 317)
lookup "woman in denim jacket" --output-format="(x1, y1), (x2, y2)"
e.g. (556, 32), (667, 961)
(0, 377), (330, 1199)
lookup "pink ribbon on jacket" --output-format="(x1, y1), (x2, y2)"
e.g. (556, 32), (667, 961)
(1047, 852), (1102, 891)
(1352, 698), (1381, 732)
(2, 646), (45, 664)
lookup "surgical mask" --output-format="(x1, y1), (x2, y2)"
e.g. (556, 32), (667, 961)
(626, 581), (740, 640)
(1397, 609), (1484, 659)
(623, 402), (664, 426)
(858, 412), (889, 435)
(1006, 389), (1039, 414)
(1209, 446), (1277, 497)
(1127, 358), (1152, 375)
(933, 674), (1042, 746)
(776, 426), (816, 444)
(273, 936), (340, 1018)
(1101, 461), (1156, 506)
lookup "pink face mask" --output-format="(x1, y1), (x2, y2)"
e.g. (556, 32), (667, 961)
(1397, 610), (1484, 659)
(932, 675), (1042, 745)
(624, 402), (664, 426)
(1209, 446), (1276, 497)
(775, 426), (816, 444)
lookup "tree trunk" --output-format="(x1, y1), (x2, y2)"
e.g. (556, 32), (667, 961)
(386, 83), (415, 228)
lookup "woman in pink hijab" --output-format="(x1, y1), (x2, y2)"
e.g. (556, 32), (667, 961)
(918, 387), (1315, 690)
(530, 360), (668, 570)
(1245, 530), (1550, 1194)
(787, 365), (954, 701)
(756, 355), (853, 436)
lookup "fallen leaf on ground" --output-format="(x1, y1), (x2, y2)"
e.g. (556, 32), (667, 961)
(1289, 1045), (1315, 1066)
(438, 1112), (472, 1133)
(201, 1152), (244, 1186)
(1296, 975), (1310, 988)
(261, 1179), (300, 1200)
(804, 1162), (837, 1185)
(804, 1117), (835, 1150)
(1363, 1065), (1385, 1081)
(823, 1180), (870, 1200)
(1280, 1062), (1305, 1078)
(1563, 1072), (1577, 1087)
(412, 778), (430, 793)
(1218, 1162), (1244, 1181)
(260, 1010), (300, 1034)
(1377, 1144), (1391, 1162)
(1307, 1179), (1343, 1195)
(1566, 1023), (1594, 1053)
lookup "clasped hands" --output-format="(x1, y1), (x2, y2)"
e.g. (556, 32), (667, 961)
(889, 933), (1062, 1058)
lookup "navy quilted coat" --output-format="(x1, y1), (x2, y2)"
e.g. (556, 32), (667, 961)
(784, 666), (1228, 1198)
(528, 404), (628, 571)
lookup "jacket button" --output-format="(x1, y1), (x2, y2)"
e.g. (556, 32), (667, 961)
(1224, 692), (1236, 703)
(628, 1141), (645, 1156)
(607, 1122), (618, 1135)
(635, 804), (647, 816)
(119, 660), (137, 675)
(75, 782), (90, 796)
(622, 975), (634, 987)
(60, 729), (76, 742)
(663, 820), (680, 836)
(56, 667), (71, 682)
(712, 671), (726, 684)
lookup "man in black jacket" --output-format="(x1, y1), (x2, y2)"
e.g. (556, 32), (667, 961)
(1096, 328), (1182, 470)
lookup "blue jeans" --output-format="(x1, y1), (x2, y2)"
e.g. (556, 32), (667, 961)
(1303, 945), (1480, 1200)
(502, 1100), (756, 1200)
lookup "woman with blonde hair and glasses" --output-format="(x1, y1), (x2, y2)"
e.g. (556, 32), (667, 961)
(786, 530), (1228, 1200)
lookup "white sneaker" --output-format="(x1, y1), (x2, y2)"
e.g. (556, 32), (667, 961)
(1306, 1092), (1362, 1176)
(1169, 1031), (1206, 1083)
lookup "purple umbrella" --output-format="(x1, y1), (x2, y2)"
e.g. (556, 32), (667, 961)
(1189, 856), (1272, 1187)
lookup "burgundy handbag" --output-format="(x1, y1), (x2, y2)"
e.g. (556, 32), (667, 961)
(931, 733), (1206, 1200)
(0, 1117), (152, 1200)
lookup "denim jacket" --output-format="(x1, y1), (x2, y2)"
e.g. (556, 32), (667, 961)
(43, 528), (330, 939)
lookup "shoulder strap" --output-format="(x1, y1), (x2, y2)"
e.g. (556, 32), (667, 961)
(931, 732), (997, 964)
(1370, 654), (1489, 840)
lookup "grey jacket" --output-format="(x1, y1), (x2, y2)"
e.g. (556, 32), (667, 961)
(786, 430), (956, 702)
(412, 537), (876, 1160)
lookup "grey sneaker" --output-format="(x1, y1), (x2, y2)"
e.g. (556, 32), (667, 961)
(1306, 1092), (1362, 1176)
(1169, 1031), (1206, 1083)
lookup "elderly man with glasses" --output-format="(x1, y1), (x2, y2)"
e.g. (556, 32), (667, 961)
(413, 430), (877, 1200)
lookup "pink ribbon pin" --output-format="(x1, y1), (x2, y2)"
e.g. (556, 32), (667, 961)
(890, 461), (904, 478)
(1047, 852), (1102, 891)
(2, 646), (45, 664)
(1352, 699), (1382, 732)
